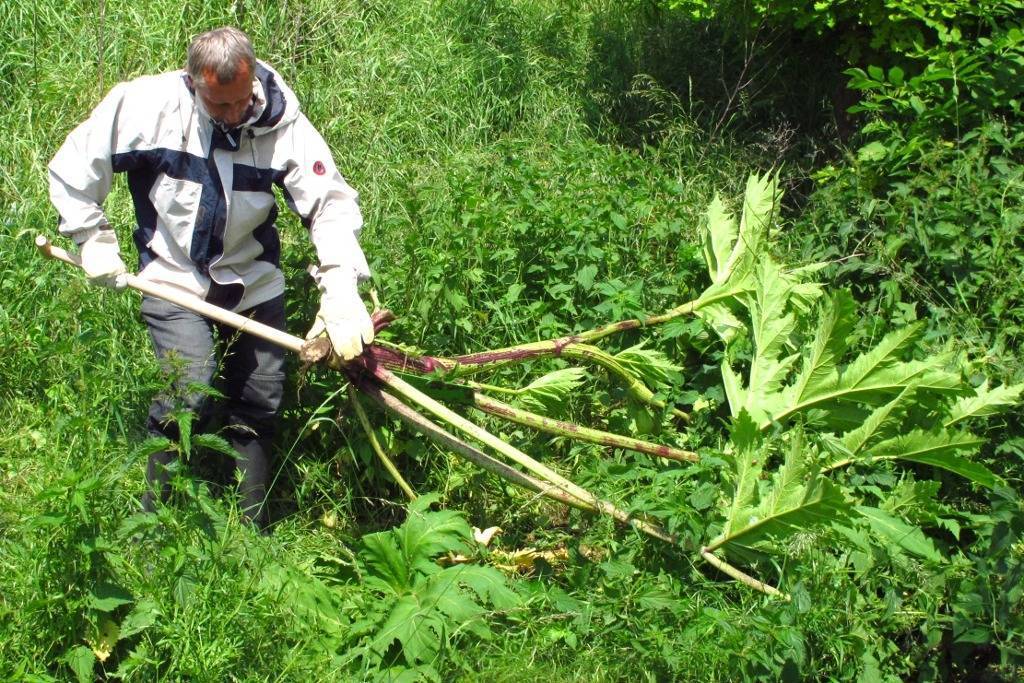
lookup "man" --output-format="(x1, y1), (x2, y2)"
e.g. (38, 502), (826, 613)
(48, 27), (374, 528)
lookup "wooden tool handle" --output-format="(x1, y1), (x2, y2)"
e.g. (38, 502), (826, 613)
(35, 234), (306, 353)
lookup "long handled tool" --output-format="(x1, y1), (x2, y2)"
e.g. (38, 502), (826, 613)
(35, 235), (303, 353)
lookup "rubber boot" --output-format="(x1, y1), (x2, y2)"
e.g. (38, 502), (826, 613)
(230, 434), (271, 530)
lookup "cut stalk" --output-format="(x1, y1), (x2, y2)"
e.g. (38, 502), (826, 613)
(355, 379), (595, 513)
(348, 386), (417, 501)
(699, 548), (789, 600)
(370, 366), (593, 500)
(445, 298), (705, 373)
(370, 365), (677, 543)
(369, 341), (691, 423)
(470, 392), (698, 463)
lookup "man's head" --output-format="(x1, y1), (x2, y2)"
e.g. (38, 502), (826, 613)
(187, 27), (257, 129)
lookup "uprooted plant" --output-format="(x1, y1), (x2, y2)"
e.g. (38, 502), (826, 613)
(37, 173), (1022, 598)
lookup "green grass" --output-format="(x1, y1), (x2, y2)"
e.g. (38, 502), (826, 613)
(1, 0), (1022, 681)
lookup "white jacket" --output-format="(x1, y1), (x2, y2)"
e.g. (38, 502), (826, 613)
(49, 61), (369, 311)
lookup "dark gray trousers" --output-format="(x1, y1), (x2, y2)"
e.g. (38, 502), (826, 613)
(139, 294), (286, 528)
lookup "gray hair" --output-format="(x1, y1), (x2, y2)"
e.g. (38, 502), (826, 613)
(186, 26), (256, 85)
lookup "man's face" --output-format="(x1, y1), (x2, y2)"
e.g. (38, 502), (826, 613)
(195, 61), (254, 129)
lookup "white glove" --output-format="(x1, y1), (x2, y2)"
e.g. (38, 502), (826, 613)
(306, 265), (374, 361)
(78, 229), (128, 289)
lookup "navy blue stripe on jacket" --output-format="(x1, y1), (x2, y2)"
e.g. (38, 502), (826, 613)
(112, 148), (286, 295)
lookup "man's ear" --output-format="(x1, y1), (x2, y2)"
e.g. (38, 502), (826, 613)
(184, 74), (195, 93)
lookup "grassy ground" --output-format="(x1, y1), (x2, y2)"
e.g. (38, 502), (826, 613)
(1, 1), (1021, 681)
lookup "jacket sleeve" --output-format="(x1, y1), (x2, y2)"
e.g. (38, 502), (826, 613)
(278, 113), (371, 281)
(48, 82), (128, 245)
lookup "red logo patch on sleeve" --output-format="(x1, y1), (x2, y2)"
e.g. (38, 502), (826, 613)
(313, 161), (326, 176)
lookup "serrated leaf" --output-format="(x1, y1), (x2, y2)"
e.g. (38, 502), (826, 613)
(838, 386), (917, 456)
(858, 429), (997, 487)
(857, 141), (888, 162)
(443, 564), (519, 611)
(694, 173), (780, 340)
(119, 599), (161, 639)
(739, 172), (778, 248)
(772, 356), (963, 427)
(65, 645), (95, 683)
(714, 476), (851, 553)
(171, 408), (193, 456)
(516, 367), (587, 414)
(856, 506), (944, 562)
(716, 429), (852, 553)
(839, 324), (923, 389)
(721, 412), (765, 539)
(788, 292), (855, 403)
(693, 301), (745, 343)
(116, 512), (160, 540)
(370, 593), (445, 663)
(88, 583), (133, 612)
(368, 564), (515, 666)
(884, 480), (941, 524)
(360, 494), (472, 593)
(192, 433), (238, 458)
(575, 264), (598, 290)
(614, 343), (683, 387)
(132, 436), (173, 461)
(944, 382), (1024, 428)
(749, 258), (796, 361)
(721, 360), (747, 420)
(703, 194), (738, 283)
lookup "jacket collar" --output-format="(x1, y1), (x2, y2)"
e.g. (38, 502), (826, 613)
(180, 60), (298, 147)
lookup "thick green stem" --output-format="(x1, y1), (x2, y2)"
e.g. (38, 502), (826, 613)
(356, 379), (595, 513)
(470, 392), (698, 463)
(699, 548), (789, 600)
(368, 297), (705, 380)
(448, 297), (703, 372)
(370, 365), (677, 544)
(348, 386), (417, 502)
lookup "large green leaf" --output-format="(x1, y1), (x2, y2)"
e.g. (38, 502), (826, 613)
(88, 583), (134, 612)
(614, 343), (684, 388)
(691, 173), (1011, 591)
(694, 172), (780, 343)
(711, 476), (851, 554)
(360, 494), (472, 593)
(943, 381), (1024, 428)
(361, 498), (518, 669)
(369, 564), (518, 665)
(861, 429), (997, 488)
(856, 506), (944, 563)
(702, 194), (738, 283)
(712, 428), (852, 554)
(720, 411), (765, 541)
(788, 291), (855, 404)
(837, 386), (917, 456)
(717, 276), (965, 431)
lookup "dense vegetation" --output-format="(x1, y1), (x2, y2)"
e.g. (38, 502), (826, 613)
(1, 0), (1021, 680)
